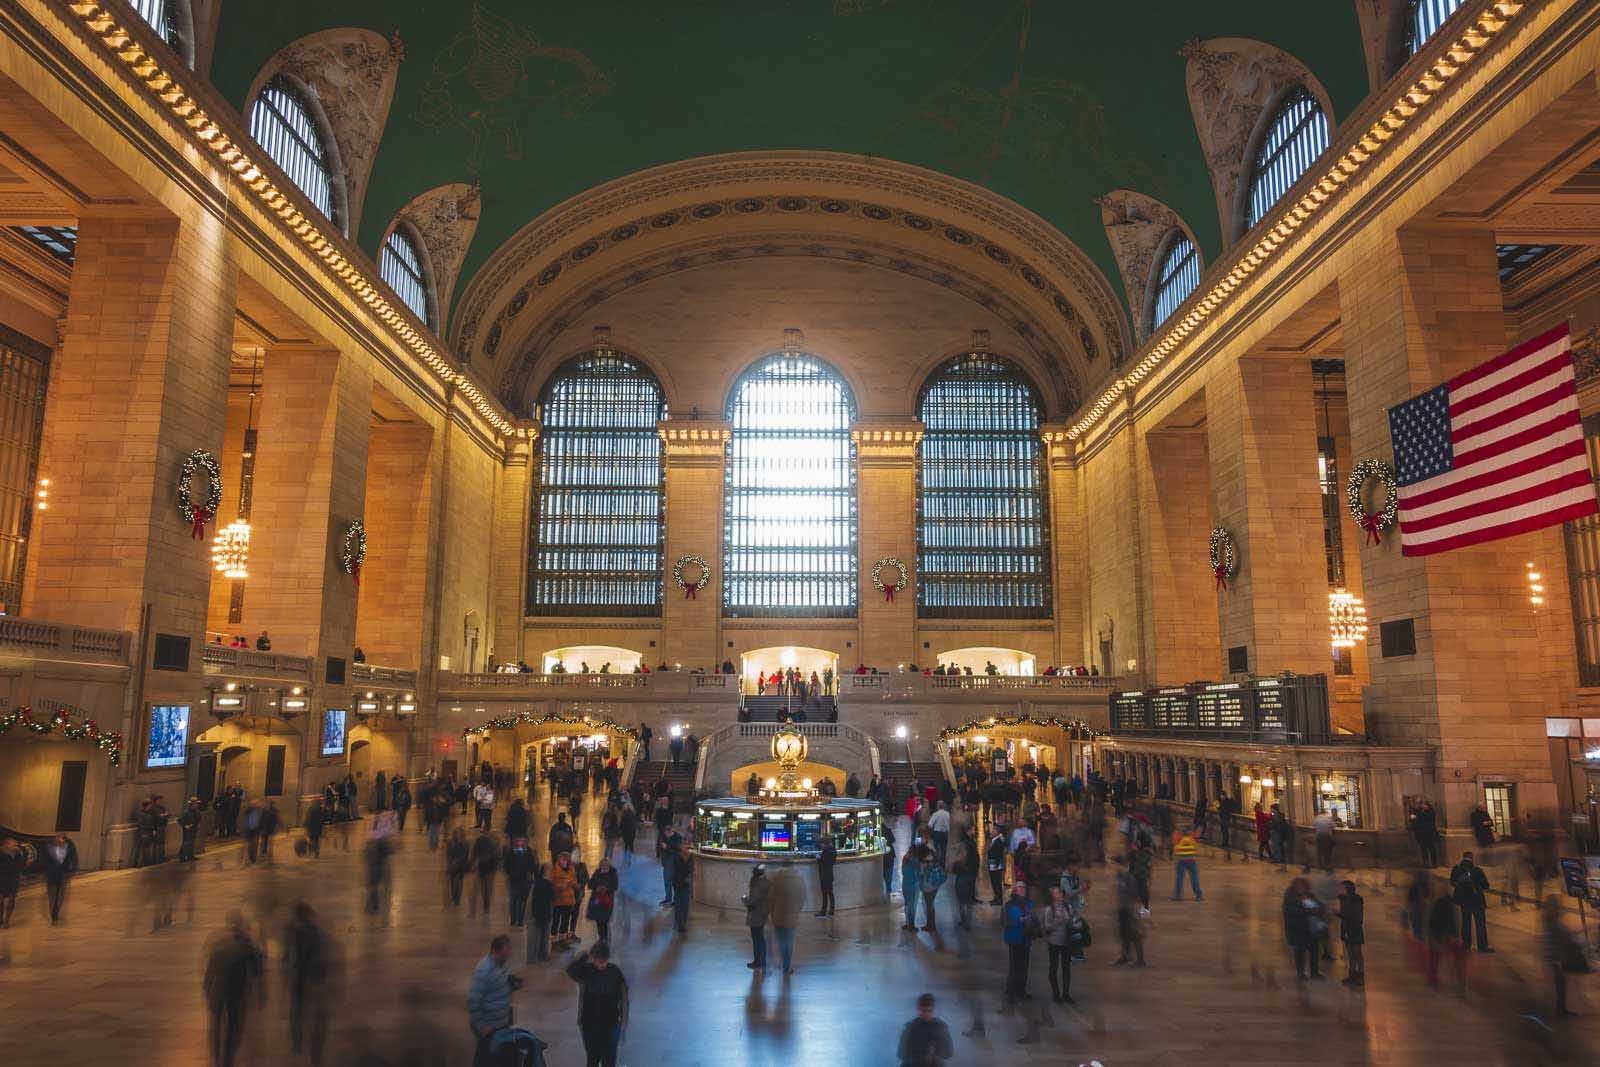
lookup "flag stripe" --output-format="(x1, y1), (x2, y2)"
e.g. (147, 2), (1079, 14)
(1400, 449), (1590, 522)
(1448, 391), (1578, 453)
(1451, 361), (1575, 430)
(1399, 464), (1592, 533)
(1401, 494), (1598, 556)
(1398, 414), (1584, 506)
(1448, 323), (1570, 395)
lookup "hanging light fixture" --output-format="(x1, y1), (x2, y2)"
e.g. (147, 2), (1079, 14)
(212, 519), (251, 578)
(1329, 588), (1368, 648)
(215, 350), (262, 586)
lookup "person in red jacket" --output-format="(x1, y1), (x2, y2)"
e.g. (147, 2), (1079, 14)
(1254, 804), (1271, 860)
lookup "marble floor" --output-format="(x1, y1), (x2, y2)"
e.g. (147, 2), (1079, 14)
(0, 795), (1595, 1066)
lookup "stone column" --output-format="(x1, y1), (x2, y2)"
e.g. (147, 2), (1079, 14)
(1042, 427), (1085, 667)
(1205, 356), (1329, 676)
(246, 345), (372, 671)
(854, 419), (922, 670)
(659, 420), (729, 670)
(1338, 227), (1561, 826)
(355, 420), (439, 667)
(488, 427), (535, 668)
(26, 215), (235, 646)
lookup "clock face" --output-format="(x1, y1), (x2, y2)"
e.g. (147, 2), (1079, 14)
(772, 732), (806, 763)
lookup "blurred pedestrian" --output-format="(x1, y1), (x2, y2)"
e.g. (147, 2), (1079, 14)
(1337, 880), (1364, 987)
(770, 860), (803, 974)
(1002, 880), (1033, 1002)
(284, 902), (332, 1064)
(565, 941), (629, 1067)
(470, 829), (499, 917)
(204, 914), (264, 1067)
(445, 827), (470, 907)
(527, 863), (554, 963)
(41, 832), (77, 923)
(1537, 894), (1584, 1018)
(587, 856), (619, 945)
(1283, 876), (1325, 980)
(670, 840), (694, 933)
(896, 992), (953, 1066)
(550, 851), (580, 948)
(1113, 861), (1145, 967)
(505, 837), (535, 927)
(1041, 885), (1076, 1004)
(1449, 851), (1492, 953)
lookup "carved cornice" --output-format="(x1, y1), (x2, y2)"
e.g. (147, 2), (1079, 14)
(659, 419), (731, 466)
(852, 418), (923, 466)
(1097, 190), (1201, 343)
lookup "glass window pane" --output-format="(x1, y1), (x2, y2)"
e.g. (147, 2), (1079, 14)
(916, 354), (1051, 619)
(1246, 87), (1330, 231)
(1408, 0), (1466, 55)
(1151, 233), (1200, 331)
(379, 227), (431, 327)
(723, 354), (857, 617)
(248, 76), (337, 227)
(527, 352), (666, 616)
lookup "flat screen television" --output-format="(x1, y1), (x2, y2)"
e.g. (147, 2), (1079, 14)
(759, 825), (793, 850)
(320, 709), (346, 756)
(145, 705), (190, 768)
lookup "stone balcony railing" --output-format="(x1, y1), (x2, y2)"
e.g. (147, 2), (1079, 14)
(437, 671), (737, 703)
(0, 615), (130, 664)
(840, 673), (1123, 702)
(200, 643), (313, 682)
(351, 662), (419, 690)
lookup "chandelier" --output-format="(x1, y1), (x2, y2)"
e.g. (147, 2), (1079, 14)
(212, 519), (251, 579)
(1328, 588), (1367, 648)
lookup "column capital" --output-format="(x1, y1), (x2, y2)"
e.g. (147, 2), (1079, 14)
(1040, 421), (1077, 468)
(659, 419), (731, 467)
(851, 418), (923, 465)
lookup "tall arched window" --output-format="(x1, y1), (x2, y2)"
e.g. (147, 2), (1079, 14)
(1150, 232), (1201, 332)
(1245, 87), (1330, 231)
(917, 354), (1051, 618)
(527, 352), (666, 617)
(249, 76), (340, 229)
(724, 353), (857, 617)
(1407, 0), (1466, 55)
(380, 224), (434, 329)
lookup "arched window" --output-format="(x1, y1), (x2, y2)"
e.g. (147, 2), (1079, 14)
(249, 76), (339, 229)
(1407, 0), (1466, 55)
(1150, 232), (1201, 332)
(1245, 87), (1330, 232)
(379, 224), (434, 329)
(724, 353), (857, 617)
(527, 352), (667, 617)
(917, 354), (1050, 618)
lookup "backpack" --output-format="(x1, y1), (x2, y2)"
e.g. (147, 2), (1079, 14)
(925, 864), (948, 890)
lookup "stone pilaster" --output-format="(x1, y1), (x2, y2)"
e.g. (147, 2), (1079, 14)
(1139, 426), (1219, 682)
(1339, 227), (1561, 825)
(1205, 356), (1329, 677)
(659, 420), (729, 669)
(488, 427), (535, 667)
(355, 420), (439, 667)
(853, 419), (922, 669)
(25, 215), (235, 650)
(1042, 427), (1085, 669)
(246, 346), (372, 670)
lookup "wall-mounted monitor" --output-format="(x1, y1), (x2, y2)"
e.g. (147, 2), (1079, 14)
(320, 709), (346, 757)
(145, 705), (190, 768)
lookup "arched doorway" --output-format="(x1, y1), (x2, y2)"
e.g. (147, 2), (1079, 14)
(542, 645), (643, 674)
(934, 646), (1036, 676)
(739, 646), (838, 694)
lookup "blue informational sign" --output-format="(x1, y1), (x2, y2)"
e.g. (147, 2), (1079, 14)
(145, 705), (190, 768)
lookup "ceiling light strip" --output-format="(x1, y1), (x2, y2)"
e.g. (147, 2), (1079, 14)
(63, 2), (518, 438)
(1067, 1), (1525, 441)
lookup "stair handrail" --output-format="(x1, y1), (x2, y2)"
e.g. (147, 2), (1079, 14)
(693, 732), (710, 795)
(936, 741), (958, 792)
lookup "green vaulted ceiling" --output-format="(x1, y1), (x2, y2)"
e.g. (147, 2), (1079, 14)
(211, 0), (1369, 318)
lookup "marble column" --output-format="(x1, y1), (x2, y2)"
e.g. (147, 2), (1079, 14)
(853, 419), (922, 670)
(659, 420), (730, 670)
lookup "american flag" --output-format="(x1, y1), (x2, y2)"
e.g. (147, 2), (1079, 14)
(1387, 323), (1597, 557)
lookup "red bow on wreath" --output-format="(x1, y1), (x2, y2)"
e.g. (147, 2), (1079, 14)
(351, 559), (361, 586)
(883, 583), (898, 603)
(684, 583), (696, 600)
(1361, 514), (1385, 545)
(1214, 564), (1228, 591)
(190, 504), (209, 540)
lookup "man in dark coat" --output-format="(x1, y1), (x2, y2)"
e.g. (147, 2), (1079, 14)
(1450, 851), (1493, 952)
(41, 833), (77, 922)
(565, 942), (629, 1066)
(178, 797), (202, 861)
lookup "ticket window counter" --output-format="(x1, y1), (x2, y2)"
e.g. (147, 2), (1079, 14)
(694, 802), (883, 858)
(1312, 773), (1363, 829)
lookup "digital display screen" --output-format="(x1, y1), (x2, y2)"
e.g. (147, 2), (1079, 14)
(146, 705), (190, 768)
(759, 825), (792, 849)
(795, 820), (821, 852)
(320, 709), (347, 756)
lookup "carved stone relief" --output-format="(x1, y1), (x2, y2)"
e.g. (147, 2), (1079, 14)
(1097, 190), (1200, 343)
(249, 28), (404, 237)
(1181, 37), (1335, 249)
(393, 181), (482, 336)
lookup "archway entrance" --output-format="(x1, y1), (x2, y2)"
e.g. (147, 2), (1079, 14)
(460, 712), (641, 795)
(934, 646), (1036, 676)
(542, 645), (643, 674)
(939, 717), (1098, 785)
(740, 646), (838, 695)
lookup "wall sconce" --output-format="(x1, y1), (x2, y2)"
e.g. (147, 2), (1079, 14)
(1239, 774), (1253, 784)
(1260, 777), (1276, 789)
(1527, 562), (1544, 607)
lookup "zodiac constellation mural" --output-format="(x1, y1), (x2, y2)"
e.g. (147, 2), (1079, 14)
(414, 1), (609, 173)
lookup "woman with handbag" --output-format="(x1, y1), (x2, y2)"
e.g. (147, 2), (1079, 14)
(1040, 886), (1076, 1004)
